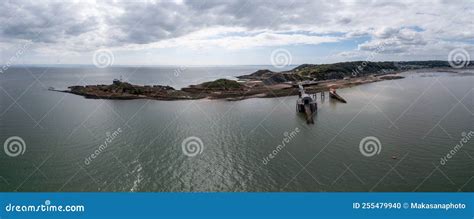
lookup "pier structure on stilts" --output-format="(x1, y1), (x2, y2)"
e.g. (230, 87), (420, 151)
(296, 84), (317, 124)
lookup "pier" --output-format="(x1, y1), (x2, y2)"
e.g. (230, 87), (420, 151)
(296, 84), (317, 124)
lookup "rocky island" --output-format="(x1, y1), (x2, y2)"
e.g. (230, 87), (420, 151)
(58, 61), (471, 101)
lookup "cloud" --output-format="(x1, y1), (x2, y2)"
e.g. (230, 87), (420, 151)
(0, 1), (101, 43)
(0, 0), (472, 64)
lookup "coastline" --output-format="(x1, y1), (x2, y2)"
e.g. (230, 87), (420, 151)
(56, 74), (404, 101)
(54, 65), (471, 101)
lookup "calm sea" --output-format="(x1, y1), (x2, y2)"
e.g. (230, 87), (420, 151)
(0, 66), (473, 191)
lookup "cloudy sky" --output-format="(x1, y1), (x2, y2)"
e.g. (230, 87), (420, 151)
(1, 0), (473, 66)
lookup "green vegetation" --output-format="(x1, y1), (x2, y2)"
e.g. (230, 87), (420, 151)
(292, 61), (397, 80)
(201, 79), (243, 90)
(109, 80), (144, 94)
(237, 60), (468, 83)
(262, 73), (304, 85)
(290, 61), (463, 80)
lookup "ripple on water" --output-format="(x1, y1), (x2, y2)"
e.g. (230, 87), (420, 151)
(129, 160), (143, 192)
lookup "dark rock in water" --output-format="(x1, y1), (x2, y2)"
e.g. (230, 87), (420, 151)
(380, 75), (404, 80)
(329, 90), (347, 103)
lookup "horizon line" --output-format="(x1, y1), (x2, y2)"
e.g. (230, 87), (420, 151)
(3, 60), (461, 68)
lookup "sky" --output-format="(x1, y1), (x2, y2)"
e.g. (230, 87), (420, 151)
(0, 0), (473, 66)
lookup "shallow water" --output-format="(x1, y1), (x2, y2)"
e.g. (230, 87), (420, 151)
(0, 67), (473, 192)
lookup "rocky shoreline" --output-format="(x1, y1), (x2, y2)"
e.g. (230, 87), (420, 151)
(57, 73), (403, 101)
(55, 61), (472, 101)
